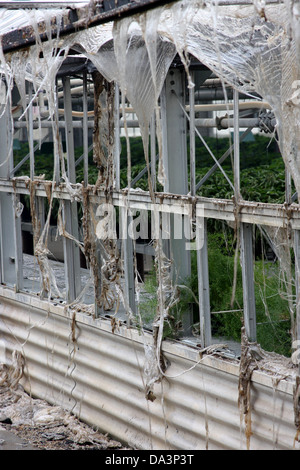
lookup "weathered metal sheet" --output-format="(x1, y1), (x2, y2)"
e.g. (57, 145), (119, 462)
(0, 288), (299, 450)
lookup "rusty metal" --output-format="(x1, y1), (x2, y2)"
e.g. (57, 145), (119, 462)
(1, 0), (179, 54)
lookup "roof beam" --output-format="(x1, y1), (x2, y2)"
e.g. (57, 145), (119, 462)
(1, 0), (178, 54)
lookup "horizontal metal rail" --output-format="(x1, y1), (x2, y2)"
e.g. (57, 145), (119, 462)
(3, 178), (300, 228)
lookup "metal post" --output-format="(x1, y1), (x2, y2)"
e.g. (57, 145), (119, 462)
(285, 168), (292, 204)
(114, 82), (120, 191)
(53, 78), (61, 185)
(120, 207), (136, 320)
(13, 193), (24, 292)
(294, 230), (300, 351)
(0, 85), (23, 288)
(28, 80), (46, 288)
(197, 217), (211, 346)
(240, 223), (256, 341)
(28, 81), (35, 181)
(62, 76), (81, 302)
(150, 112), (156, 192)
(233, 89), (240, 198)
(82, 72), (89, 187)
(189, 71), (196, 197)
(295, 227), (300, 393)
(234, 88), (256, 341)
(161, 69), (192, 334)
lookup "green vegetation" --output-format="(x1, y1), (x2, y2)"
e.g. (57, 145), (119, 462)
(138, 230), (292, 356)
(13, 133), (287, 202)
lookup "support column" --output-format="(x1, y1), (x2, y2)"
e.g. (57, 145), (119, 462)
(189, 70), (196, 197)
(82, 72), (89, 188)
(161, 68), (192, 334)
(193, 69), (213, 346)
(197, 217), (211, 346)
(121, 207), (136, 320)
(240, 222), (256, 341)
(63, 76), (81, 302)
(150, 113), (156, 192)
(0, 85), (23, 289)
(294, 230), (300, 351)
(114, 82), (121, 191)
(234, 89), (256, 341)
(28, 80), (46, 295)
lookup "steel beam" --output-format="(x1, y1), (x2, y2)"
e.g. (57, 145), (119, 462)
(120, 207), (137, 321)
(150, 113), (156, 192)
(233, 89), (240, 198)
(114, 83), (121, 191)
(161, 68), (192, 334)
(240, 222), (257, 341)
(62, 76), (81, 302)
(82, 71), (89, 188)
(294, 231), (300, 359)
(197, 217), (211, 347)
(233, 90), (256, 341)
(1, 0), (180, 54)
(0, 92), (23, 289)
(1, 179), (299, 228)
(189, 70), (196, 197)
(28, 82), (35, 181)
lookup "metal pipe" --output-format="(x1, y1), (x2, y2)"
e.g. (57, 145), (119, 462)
(189, 70), (196, 197)
(14, 120), (84, 129)
(82, 71), (89, 187)
(191, 101), (271, 112)
(195, 117), (259, 128)
(195, 89), (261, 102)
(14, 116), (260, 131)
(150, 112), (156, 191)
(233, 89), (240, 197)
(28, 82), (35, 180)
(114, 83), (121, 191)
(121, 100), (268, 115)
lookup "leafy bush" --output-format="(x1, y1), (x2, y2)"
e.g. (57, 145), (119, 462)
(139, 229), (292, 356)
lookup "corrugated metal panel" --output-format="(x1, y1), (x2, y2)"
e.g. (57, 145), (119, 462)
(0, 288), (299, 450)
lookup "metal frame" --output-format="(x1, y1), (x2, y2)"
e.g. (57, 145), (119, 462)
(0, 0), (297, 353)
